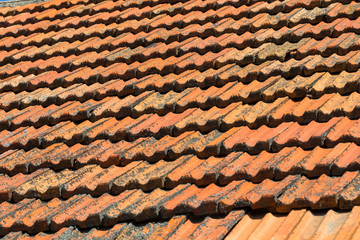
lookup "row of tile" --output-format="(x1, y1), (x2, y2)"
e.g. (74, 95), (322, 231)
(0, 104), (357, 144)
(0, 134), (358, 177)
(2, 0), (352, 22)
(0, 39), (313, 71)
(1, 142), (359, 201)
(1, 172), (360, 235)
(0, 37), (311, 68)
(0, 116), (359, 164)
(0, 0), (259, 17)
(2, 90), (360, 133)
(1, 0), (344, 27)
(0, 67), (357, 113)
(1, 1), (353, 39)
(2, 45), (360, 90)
(0, 182), (257, 234)
(2, 21), (360, 63)
(3, 30), (360, 67)
(0, 126), (358, 173)
(2, 90), (360, 139)
(0, 71), (357, 120)
(2, 211), (243, 240)
(226, 207), (360, 240)
(1, 7), (359, 51)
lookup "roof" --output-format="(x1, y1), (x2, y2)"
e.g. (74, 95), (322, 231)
(0, 0), (360, 239)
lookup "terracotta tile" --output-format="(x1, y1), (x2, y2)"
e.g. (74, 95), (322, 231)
(181, 183), (224, 215)
(72, 140), (112, 167)
(248, 175), (300, 209)
(12, 168), (73, 201)
(0, 7), (12, 16)
(271, 120), (314, 150)
(307, 172), (358, 209)
(332, 142), (360, 175)
(287, 210), (326, 239)
(187, 107), (221, 133)
(135, 159), (183, 191)
(124, 217), (176, 239)
(132, 90), (177, 116)
(27, 143), (70, 172)
(81, 118), (120, 143)
(172, 108), (203, 134)
(167, 131), (203, 158)
(339, 172), (360, 209)
(0, 201), (20, 221)
(6, 143), (357, 195)
(0, 175), (12, 201)
(102, 189), (144, 226)
(165, 155), (202, 188)
(5, 12), (32, 25)
(20, 198), (63, 233)
(129, 188), (171, 221)
(221, 103), (249, 130)
(147, 215), (187, 240)
(309, 208), (347, 239)
(49, 194), (92, 231)
(242, 151), (277, 182)
(60, 165), (102, 198)
(89, 140), (123, 167)
(186, 210), (244, 240)
(220, 127), (249, 152)
(0, 169), (46, 201)
(218, 152), (255, 184)
(301, 145), (339, 178)
(84, 223), (128, 239)
(83, 162), (139, 196)
(112, 223), (148, 239)
(74, 193), (121, 229)
(268, 98), (298, 126)
(325, 117), (357, 147)
(247, 212), (289, 240)
(31, 121), (73, 147)
(150, 111), (192, 137)
(245, 123), (291, 153)
(75, 140), (116, 166)
(187, 155), (228, 186)
(119, 137), (158, 163)
(225, 212), (265, 240)
(1, 126), (44, 151)
(1, 199), (43, 235)
(334, 206), (360, 240)
(110, 161), (150, 194)
(269, 209), (307, 240)
(164, 216), (201, 240)
(160, 184), (199, 218)
(342, 92), (360, 118)
(276, 176), (312, 213)
(218, 180), (256, 212)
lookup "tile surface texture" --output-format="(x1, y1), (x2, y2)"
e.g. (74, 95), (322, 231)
(1, 0), (360, 238)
